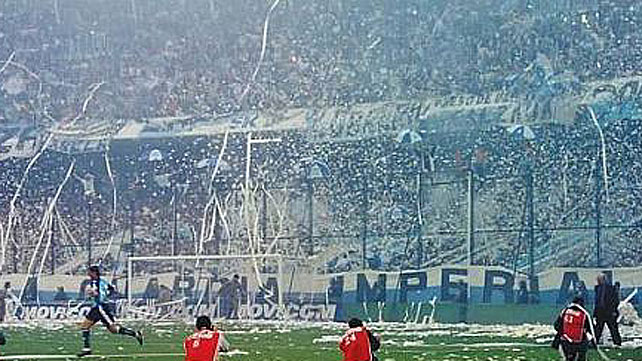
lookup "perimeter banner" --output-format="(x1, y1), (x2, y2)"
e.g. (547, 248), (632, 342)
(6, 266), (641, 307)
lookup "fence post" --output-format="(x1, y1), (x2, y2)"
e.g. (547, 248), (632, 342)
(307, 180), (314, 255)
(467, 169), (475, 266)
(362, 185), (368, 270)
(87, 197), (93, 266)
(525, 165), (535, 280)
(172, 182), (178, 256)
(51, 215), (56, 275)
(595, 160), (602, 267)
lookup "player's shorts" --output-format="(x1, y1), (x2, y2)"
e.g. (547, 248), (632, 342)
(86, 304), (116, 326)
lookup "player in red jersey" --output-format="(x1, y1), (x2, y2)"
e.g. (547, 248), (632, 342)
(184, 316), (228, 361)
(339, 318), (381, 361)
(554, 296), (595, 361)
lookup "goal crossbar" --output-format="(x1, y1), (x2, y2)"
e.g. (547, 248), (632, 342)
(128, 254), (288, 262)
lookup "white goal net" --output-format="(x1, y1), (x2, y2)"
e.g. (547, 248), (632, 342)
(124, 254), (329, 322)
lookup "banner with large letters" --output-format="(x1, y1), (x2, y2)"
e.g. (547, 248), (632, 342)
(5, 266), (640, 312)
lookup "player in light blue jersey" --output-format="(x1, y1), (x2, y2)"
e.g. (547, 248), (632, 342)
(78, 265), (143, 357)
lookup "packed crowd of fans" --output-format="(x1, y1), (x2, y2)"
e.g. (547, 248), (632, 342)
(1, 0), (642, 275)
(1, 114), (642, 275)
(1, 0), (642, 124)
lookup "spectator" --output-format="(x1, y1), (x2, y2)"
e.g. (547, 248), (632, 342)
(143, 278), (160, 300)
(367, 251), (383, 270)
(158, 285), (173, 303)
(576, 281), (588, 305)
(0, 282), (11, 322)
(456, 280), (468, 323)
(516, 280), (529, 305)
(53, 286), (70, 303)
(593, 274), (622, 346)
(78, 279), (92, 301)
(335, 254), (353, 273)
(218, 275), (244, 319)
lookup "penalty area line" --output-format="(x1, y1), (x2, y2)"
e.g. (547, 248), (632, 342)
(432, 342), (550, 349)
(0, 353), (184, 360)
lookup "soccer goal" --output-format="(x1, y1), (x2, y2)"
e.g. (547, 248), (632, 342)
(125, 254), (304, 321)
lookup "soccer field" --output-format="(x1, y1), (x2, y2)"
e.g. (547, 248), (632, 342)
(0, 322), (640, 361)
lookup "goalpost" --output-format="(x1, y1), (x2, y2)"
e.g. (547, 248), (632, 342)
(125, 254), (292, 320)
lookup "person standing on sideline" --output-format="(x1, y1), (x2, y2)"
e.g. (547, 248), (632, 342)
(184, 316), (228, 361)
(339, 318), (381, 361)
(53, 286), (70, 303)
(593, 274), (622, 346)
(456, 280), (468, 323)
(219, 275), (244, 319)
(0, 282), (10, 323)
(0, 283), (7, 345)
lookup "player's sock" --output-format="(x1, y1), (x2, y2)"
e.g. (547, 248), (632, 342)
(135, 330), (144, 346)
(82, 329), (91, 349)
(118, 326), (137, 338)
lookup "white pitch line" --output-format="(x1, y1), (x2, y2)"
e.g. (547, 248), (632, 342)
(0, 350), (250, 360)
(0, 353), (183, 360)
(431, 342), (549, 349)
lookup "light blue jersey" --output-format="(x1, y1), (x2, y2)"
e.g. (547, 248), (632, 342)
(88, 279), (112, 306)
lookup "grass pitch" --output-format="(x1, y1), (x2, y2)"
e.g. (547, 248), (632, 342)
(0, 321), (639, 361)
